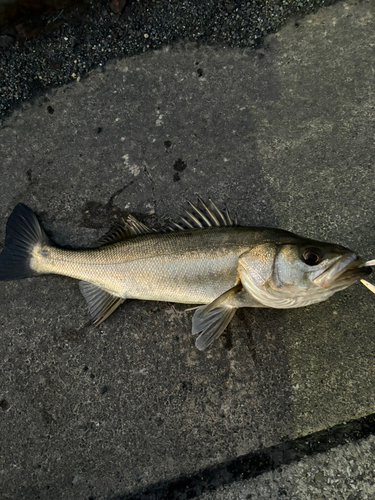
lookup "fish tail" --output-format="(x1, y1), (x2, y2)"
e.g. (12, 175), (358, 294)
(0, 204), (51, 280)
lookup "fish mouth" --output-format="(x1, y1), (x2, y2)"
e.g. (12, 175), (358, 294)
(312, 253), (372, 289)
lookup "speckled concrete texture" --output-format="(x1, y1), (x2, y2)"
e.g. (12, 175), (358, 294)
(0, 0), (328, 115)
(0, 0), (374, 499)
(197, 435), (375, 500)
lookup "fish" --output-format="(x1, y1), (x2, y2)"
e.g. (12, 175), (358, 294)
(0, 199), (373, 350)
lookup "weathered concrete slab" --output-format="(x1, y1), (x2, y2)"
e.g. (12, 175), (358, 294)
(0, 0), (374, 498)
(197, 434), (375, 500)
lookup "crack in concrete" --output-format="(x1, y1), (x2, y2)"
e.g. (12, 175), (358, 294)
(107, 180), (135, 208)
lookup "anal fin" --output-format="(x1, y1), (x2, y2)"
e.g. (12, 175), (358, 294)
(79, 281), (125, 326)
(192, 285), (242, 351)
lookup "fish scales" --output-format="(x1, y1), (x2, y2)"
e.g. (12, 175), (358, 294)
(0, 201), (372, 350)
(33, 227), (266, 304)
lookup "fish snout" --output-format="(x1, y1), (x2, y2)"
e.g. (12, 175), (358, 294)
(313, 254), (367, 288)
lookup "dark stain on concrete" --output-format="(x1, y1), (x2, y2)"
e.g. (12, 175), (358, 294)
(173, 159), (187, 172)
(0, 399), (9, 411)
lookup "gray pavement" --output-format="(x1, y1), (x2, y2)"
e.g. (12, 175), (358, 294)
(197, 435), (375, 500)
(0, 0), (327, 116)
(0, 0), (374, 498)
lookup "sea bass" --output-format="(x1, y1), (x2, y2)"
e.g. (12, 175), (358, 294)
(0, 200), (372, 350)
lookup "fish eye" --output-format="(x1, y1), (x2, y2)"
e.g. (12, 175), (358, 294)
(302, 249), (322, 266)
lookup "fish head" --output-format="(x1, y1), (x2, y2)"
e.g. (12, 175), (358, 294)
(239, 236), (372, 308)
(276, 241), (372, 291)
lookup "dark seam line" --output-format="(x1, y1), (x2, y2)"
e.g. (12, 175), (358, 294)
(113, 413), (375, 500)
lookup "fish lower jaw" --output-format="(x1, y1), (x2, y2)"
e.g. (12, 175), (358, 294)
(312, 253), (358, 288)
(243, 282), (336, 309)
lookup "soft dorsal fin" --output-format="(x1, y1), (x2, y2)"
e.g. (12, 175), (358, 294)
(91, 223), (133, 247)
(92, 213), (155, 247)
(126, 214), (155, 235)
(165, 197), (237, 232)
(79, 281), (125, 326)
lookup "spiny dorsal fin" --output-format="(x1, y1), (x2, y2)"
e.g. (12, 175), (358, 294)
(79, 281), (125, 326)
(165, 197), (236, 232)
(91, 213), (155, 247)
(92, 199), (235, 242)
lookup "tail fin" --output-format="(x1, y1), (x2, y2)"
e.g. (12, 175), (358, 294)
(0, 203), (51, 280)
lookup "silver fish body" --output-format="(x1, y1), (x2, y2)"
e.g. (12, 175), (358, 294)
(33, 227), (279, 304)
(0, 201), (371, 350)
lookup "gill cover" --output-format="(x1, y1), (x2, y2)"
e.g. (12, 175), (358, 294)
(239, 243), (290, 308)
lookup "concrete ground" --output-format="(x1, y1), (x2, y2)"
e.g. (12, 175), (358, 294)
(0, 0), (374, 498)
(197, 435), (375, 500)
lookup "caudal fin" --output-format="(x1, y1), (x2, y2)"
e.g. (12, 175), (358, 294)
(0, 203), (51, 280)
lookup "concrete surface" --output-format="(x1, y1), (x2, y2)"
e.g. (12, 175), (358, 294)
(0, 0), (328, 115)
(197, 435), (375, 500)
(0, 0), (374, 498)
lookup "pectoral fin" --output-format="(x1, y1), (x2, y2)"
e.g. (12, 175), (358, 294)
(79, 281), (125, 326)
(192, 285), (242, 350)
